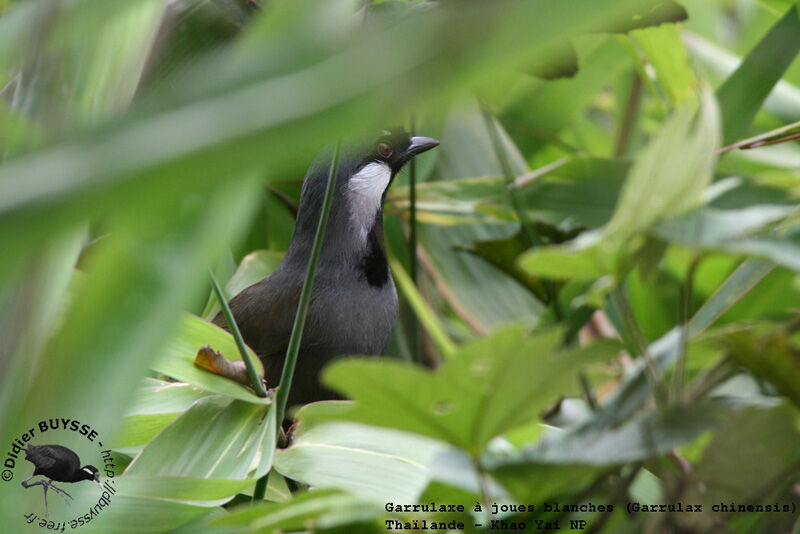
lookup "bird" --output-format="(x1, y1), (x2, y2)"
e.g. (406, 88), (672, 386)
(22, 444), (102, 518)
(214, 128), (439, 412)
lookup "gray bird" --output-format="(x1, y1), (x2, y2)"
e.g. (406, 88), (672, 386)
(214, 129), (439, 410)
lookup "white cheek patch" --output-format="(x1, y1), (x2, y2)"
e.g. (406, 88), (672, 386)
(348, 162), (391, 205)
(83, 468), (94, 476)
(347, 162), (391, 241)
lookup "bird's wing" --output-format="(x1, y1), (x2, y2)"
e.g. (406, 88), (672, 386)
(26, 445), (78, 469)
(212, 271), (302, 387)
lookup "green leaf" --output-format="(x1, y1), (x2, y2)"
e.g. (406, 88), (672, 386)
(210, 489), (382, 533)
(301, 327), (620, 453)
(654, 204), (795, 247)
(494, 402), (724, 464)
(605, 89), (720, 243)
(275, 422), (476, 502)
(685, 30), (800, 125)
(420, 224), (546, 330)
(631, 23), (698, 106)
(518, 231), (624, 281)
(115, 475), (255, 503)
(150, 313), (270, 404)
(518, 157), (629, 230)
(487, 463), (604, 504)
(112, 381), (212, 454)
(126, 397), (275, 480)
(0, 177), (262, 498)
(717, 4), (800, 144)
(80, 496), (214, 533)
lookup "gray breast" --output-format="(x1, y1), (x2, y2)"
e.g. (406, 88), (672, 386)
(302, 272), (398, 357)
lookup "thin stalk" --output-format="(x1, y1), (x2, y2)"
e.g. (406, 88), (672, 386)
(408, 116), (421, 364)
(686, 356), (735, 403)
(579, 372), (597, 411)
(673, 255), (702, 402)
(388, 253), (457, 360)
(479, 102), (562, 319)
(585, 463), (643, 534)
(274, 141), (342, 428)
(611, 285), (667, 407)
(209, 268), (267, 397)
(472, 457), (492, 526)
(479, 102), (540, 248)
(614, 74), (643, 158)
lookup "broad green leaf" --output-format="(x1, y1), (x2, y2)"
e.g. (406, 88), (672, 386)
(275, 422), (476, 502)
(655, 205), (795, 246)
(80, 495), (214, 533)
(400, 157), (631, 231)
(420, 224), (545, 330)
(301, 327), (620, 453)
(0, 177), (262, 529)
(115, 475), (254, 503)
(461, 230), (545, 297)
(0, 225), (85, 434)
(500, 35), (635, 153)
(150, 313), (270, 405)
(519, 231), (625, 281)
(0, 0), (691, 254)
(487, 463), (603, 504)
(210, 489), (382, 533)
(518, 157), (629, 230)
(712, 232), (800, 274)
(605, 89), (720, 243)
(717, 4), (800, 144)
(497, 402), (725, 464)
(631, 23), (698, 106)
(417, 99), (545, 331)
(685, 30), (800, 125)
(112, 381), (213, 453)
(126, 397), (275, 480)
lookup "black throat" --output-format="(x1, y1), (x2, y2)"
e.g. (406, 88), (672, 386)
(358, 212), (389, 288)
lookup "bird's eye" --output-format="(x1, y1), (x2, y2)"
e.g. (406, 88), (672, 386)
(377, 141), (393, 158)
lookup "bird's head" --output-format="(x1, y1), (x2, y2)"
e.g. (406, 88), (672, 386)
(80, 465), (103, 490)
(341, 128), (439, 202)
(291, 129), (439, 252)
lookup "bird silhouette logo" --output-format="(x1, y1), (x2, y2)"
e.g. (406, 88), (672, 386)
(21, 444), (103, 518)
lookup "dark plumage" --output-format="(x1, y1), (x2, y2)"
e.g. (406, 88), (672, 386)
(214, 129), (439, 411)
(22, 444), (102, 518)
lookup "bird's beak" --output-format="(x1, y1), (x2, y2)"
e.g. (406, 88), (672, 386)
(95, 479), (103, 490)
(405, 136), (440, 158)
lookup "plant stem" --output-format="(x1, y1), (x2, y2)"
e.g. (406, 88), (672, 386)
(274, 141), (341, 428)
(408, 115), (421, 364)
(673, 255), (702, 403)
(388, 253), (457, 360)
(479, 102), (562, 319)
(611, 284), (667, 407)
(472, 457), (492, 526)
(686, 356), (735, 403)
(579, 372), (597, 411)
(209, 268), (268, 397)
(615, 74), (643, 158)
(586, 463), (642, 534)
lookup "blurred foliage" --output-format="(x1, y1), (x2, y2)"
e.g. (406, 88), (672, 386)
(2, 0), (800, 532)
